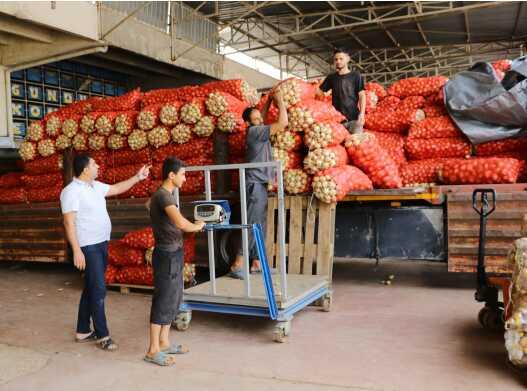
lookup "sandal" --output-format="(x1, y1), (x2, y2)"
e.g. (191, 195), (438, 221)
(227, 269), (245, 280)
(99, 337), (118, 351)
(144, 352), (175, 366)
(161, 344), (189, 355)
(75, 331), (98, 343)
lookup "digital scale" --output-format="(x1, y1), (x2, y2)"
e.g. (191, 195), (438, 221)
(193, 200), (231, 225)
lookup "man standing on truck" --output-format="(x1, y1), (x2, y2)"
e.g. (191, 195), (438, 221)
(145, 156), (205, 366)
(228, 90), (289, 279)
(61, 154), (150, 351)
(317, 48), (367, 134)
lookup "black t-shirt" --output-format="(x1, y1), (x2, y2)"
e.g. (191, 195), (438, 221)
(149, 187), (183, 251)
(320, 71), (364, 121)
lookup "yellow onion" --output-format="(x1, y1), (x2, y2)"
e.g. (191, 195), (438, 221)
(193, 116), (214, 137)
(45, 115), (62, 137)
(205, 92), (228, 116)
(148, 126), (170, 148)
(62, 118), (78, 138)
(288, 106), (314, 132)
(38, 139), (56, 157)
(137, 109), (157, 130)
(284, 169), (311, 195)
(27, 122), (44, 142)
(72, 133), (88, 151)
(95, 114), (113, 136)
(128, 129), (148, 151)
(159, 103), (179, 126)
(171, 124), (192, 144)
(115, 113), (135, 135)
(80, 113), (96, 134)
(217, 112), (239, 133)
(88, 134), (106, 151)
(183, 263), (196, 284)
(312, 175), (338, 203)
(55, 135), (72, 150)
(304, 148), (340, 174)
(181, 102), (202, 124)
(107, 134), (125, 150)
(19, 141), (37, 161)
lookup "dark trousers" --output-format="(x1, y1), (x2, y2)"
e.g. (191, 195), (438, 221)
(150, 248), (184, 326)
(238, 182), (268, 261)
(76, 241), (110, 338)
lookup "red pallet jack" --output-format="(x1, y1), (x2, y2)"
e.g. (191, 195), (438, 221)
(473, 189), (512, 330)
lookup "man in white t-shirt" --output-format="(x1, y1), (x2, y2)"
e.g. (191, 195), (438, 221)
(60, 154), (150, 351)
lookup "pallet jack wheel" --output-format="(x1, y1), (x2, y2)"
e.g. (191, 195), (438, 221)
(321, 293), (332, 312)
(478, 306), (504, 331)
(273, 321), (291, 343)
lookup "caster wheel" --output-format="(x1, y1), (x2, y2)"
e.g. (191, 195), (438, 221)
(478, 306), (504, 331)
(273, 321), (291, 343)
(173, 311), (192, 331)
(321, 294), (332, 312)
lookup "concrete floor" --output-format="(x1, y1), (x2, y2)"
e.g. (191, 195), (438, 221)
(1, 259), (526, 391)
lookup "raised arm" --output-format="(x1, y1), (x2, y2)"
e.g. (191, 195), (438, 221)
(106, 165), (151, 198)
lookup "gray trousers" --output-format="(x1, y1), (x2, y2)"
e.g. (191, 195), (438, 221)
(342, 120), (364, 134)
(238, 182), (268, 262)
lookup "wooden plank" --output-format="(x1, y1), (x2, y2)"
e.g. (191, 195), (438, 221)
(303, 197), (317, 275)
(316, 201), (333, 278)
(265, 197), (276, 268)
(288, 196), (303, 274)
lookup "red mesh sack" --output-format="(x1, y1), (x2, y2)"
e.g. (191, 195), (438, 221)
(95, 112), (119, 136)
(202, 79), (259, 104)
(115, 111), (138, 135)
(304, 122), (348, 150)
(61, 96), (103, 115)
(206, 92), (246, 117)
(21, 172), (63, 189)
(108, 148), (151, 166)
(137, 104), (162, 131)
(284, 169), (312, 195)
(405, 137), (471, 160)
(256, 94), (280, 125)
(365, 130), (406, 168)
(376, 96), (401, 112)
(0, 172), (23, 188)
(492, 59), (512, 72)
(345, 133), (402, 189)
(400, 158), (460, 186)
(426, 89), (445, 105)
(91, 89), (142, 112)
(105, 264), (119, 284)
(121, 227), (155, 249)
(399, 96), (426, 111)
(365, 108), (423, 134)
(438, 157), (521, 185)
(313, 165), (372, 203)
(387, 76), (448, 98)
(103, 163), (142, 184)
(228, 129), (247, 157)
(183, 234), (196, 264)
(27, 184), (62, 203)
(0, 188), (27, 204)
(108, 241), (144, 266)
(304, 145), (348, 174)
(474, 138), (527, 156)
(273, 149), (303, 171)
(288, 100), (345, 132)
(23, 155), (63, 175)
(271, 78), (317, 108)
(116, 265), (154, 286)
(365, 82), (387, 99)
(408, 116), (462, 139)
(272, 130), (303, 151)
(423, 104), (447, 118)
(365, 91), (379, 113)
(141, 86), (205, 107)
(116, 179), (152, 199)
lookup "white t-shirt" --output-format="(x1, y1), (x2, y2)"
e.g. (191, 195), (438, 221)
(60, 178), (112, 247)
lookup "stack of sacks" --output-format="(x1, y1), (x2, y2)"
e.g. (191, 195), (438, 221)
(10, 79), (259, 203)
(105, 227), (197, 287)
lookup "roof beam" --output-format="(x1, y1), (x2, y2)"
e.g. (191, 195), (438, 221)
(278, 2), (503, 38)
(0, 14), (54, 43)
(464, 11), (471, 43)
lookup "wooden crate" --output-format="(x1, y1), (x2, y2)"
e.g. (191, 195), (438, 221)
(0, 201), (68, 263)
(447, 192), (527, 274)
(266, 195), (336, 281)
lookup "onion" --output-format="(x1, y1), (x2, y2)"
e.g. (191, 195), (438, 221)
(27, 122), (44, 142)
(128, 129), (148, 151)
(73, 133), (88, 151)
(171, 124), (192, 144)
(147, 126), (170, 148)
(193, 116), (214, 137)
(107, 134), (126, 150)
(62, 118), (78, 138)
(19, 141), (37, 161)
(38, 139), (56, 157)
(55, 135), (72, 150)
(88, 134), (106, 151)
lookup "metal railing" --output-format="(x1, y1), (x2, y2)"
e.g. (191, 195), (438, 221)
(174, 161), (288, 301)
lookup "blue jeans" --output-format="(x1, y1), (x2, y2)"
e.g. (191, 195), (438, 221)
(76, 241), (110, 338)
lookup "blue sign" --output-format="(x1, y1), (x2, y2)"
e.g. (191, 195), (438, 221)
(61, 90), (75, 105)
(10, 70), (24, 80)
(27, 68), (42, 82)
(45, 88), (60, 104)
(91, 80), (103, 94)
(60, 73), (74, 89)
(105, 83), (115, 96)
(76, 92), (89, 101)
(44, 69), (59, 85)
(76, 76), (90, 91)
(12, 101), (26, 118)
(27, 85), (43, 101)
(116, 86), (126, 96)
(28, 104), (44, 119)
(12, 121), (27, 138)
(11, 83), (25, 99)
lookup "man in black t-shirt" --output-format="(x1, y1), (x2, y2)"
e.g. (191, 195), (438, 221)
(145, 157), (205, 366)
(318, 48), (366, 134)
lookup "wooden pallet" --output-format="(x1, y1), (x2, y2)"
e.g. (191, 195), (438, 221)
(447, 191), (527, 274)
(266, 195), (336, 281)
(107, 283), (153, 295)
